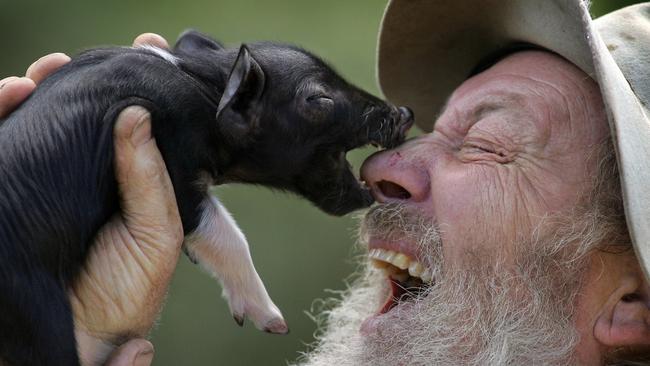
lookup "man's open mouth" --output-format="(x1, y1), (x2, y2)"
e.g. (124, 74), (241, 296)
(368, 248), (433, 314)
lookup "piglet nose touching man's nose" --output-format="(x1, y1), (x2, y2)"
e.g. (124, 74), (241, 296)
(361, 142), (431, 205)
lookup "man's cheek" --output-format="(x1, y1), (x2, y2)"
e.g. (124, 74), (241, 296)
(487, 167), (563, 250)
(435, 164), (502, 217)
(435, 165), (527, 256)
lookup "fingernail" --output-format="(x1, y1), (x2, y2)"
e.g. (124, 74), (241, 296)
(130, 109), (152, 146)
(134, 348), (154, 366)
(0, 77), (19, 90)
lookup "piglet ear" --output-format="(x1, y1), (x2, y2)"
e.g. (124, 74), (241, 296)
(174, 29), (224, 54)
(215, 44), (266, 138)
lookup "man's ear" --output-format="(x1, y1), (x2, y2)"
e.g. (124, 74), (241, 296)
(215, 44), (266, 140)
(594, 275), (650, 347)
(174, 29), (224, 54)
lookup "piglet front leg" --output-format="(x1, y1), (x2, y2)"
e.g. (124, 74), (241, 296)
(184, 196), (288, 334)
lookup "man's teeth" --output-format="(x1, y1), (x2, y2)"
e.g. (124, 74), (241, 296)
(368, 248), (433, 283)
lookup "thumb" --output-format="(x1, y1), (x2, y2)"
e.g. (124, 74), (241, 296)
(112, 105), (183, 251)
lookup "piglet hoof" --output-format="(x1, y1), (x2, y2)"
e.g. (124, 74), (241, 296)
(230, 311), (288, 334)
(263, 317), (289, 335)
(233, 313), (245, 327)
(223, 284), (289, 335)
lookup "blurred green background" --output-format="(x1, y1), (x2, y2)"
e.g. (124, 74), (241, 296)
(0, 0), (642, 365)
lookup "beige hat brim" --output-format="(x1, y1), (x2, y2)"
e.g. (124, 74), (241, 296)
(377, 0), (650, 280)
(378, 0), (597, 132)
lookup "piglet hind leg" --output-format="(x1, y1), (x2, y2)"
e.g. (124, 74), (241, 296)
(184, 196), (288, 334)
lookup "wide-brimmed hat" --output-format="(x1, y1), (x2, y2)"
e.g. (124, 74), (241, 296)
(377, 1), (650, 279)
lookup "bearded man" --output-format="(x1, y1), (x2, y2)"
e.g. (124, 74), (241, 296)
(1, 0), (649, 365)
(301, 1), (650, 364)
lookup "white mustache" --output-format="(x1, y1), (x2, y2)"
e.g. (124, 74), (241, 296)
(359, 202), (442, 268)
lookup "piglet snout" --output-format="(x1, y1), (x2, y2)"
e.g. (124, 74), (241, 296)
(398, 106), (414, 136)
(381, 105), (414, 149)
(363, 103), (414, 149)
(399, 106), (413, 124)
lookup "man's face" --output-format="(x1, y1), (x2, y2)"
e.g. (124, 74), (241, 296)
(362, 50), (608, 269)
(301, 51), (612, 365)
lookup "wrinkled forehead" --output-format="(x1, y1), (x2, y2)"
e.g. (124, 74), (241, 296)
(450, 51), (597, 104)
(441, 50), (608, 146)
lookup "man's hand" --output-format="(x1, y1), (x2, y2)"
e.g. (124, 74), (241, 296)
(0, 33), (181, 366)
(71, 104), (184, 365)
(0, 53), (70, 117)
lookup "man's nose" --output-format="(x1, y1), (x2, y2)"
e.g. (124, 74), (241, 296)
(360, 149), (430, 203)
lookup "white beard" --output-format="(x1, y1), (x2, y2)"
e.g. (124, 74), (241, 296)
(297, 203), (593, 366)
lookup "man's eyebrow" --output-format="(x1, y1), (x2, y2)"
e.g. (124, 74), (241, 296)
(473, 103), (504, 119)
(472, 93), (526, 116)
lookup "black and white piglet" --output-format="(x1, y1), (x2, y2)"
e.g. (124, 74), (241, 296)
(0, 30), (413, 365)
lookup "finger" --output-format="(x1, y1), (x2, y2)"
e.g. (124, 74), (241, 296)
(0, 76), (19, 86)
(25, 53), (71, 84)
(133, 33), (169, 49)
(0, 77), (36, 118)
(105, 339), (154, 366)
(112, 106), (183, 246)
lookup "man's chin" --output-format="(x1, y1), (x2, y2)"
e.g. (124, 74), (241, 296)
(359, 296), (416, 336)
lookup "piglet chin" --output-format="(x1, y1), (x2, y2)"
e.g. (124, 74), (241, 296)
(320, 186), (374, 216)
